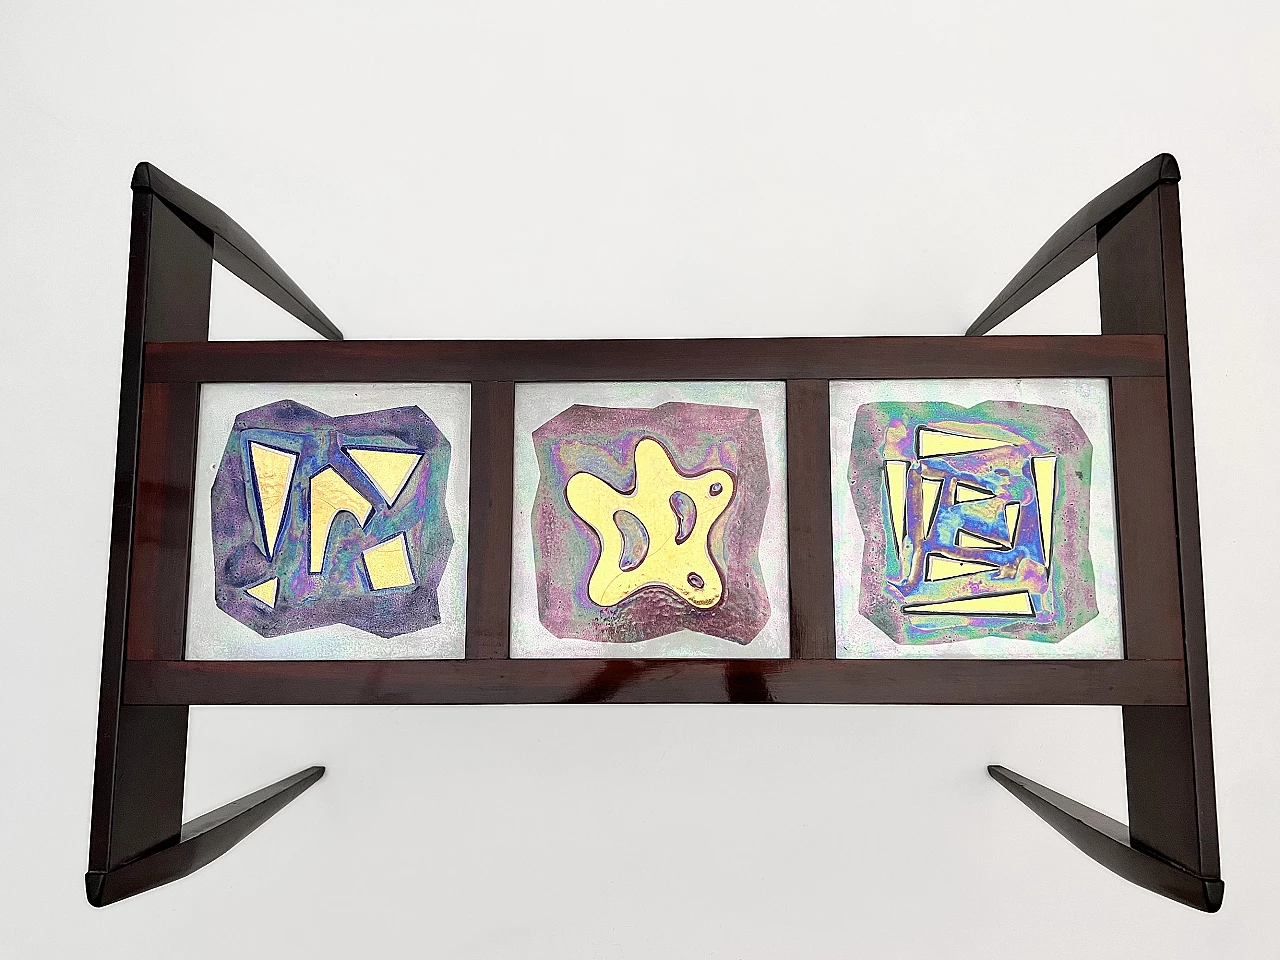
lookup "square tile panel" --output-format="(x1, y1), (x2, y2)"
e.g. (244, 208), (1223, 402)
(186, 382), (471, 660)
(511, 381), (790, 658)
(830, 378), (1122, 659)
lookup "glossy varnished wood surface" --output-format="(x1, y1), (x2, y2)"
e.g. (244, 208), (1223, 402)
(1102, 180), (1219, 885)
(968, 154), (1181, 336)
(88, 766), (325, 907)
(785, 381), (836, 659)
(988, 764), (1221, 911)
(1157, 182), (1219, 877)
(954, 159), (1221, 909)
(89, 192), (207, 876)
(1109, 377), (1185, 660)
(91, 155), (1221, 911)
(126, 382), (200, 660)
(123, 658), (1187, 706)
(464, 382), (515, 659)
(142, 334), (1166, 383)
(132, 163), (342, 340)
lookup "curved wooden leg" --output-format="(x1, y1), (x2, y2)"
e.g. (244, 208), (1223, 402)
(988, 764), (1222, 912)
(87, 766), (324, 907)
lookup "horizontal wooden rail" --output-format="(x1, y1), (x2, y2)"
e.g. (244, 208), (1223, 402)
(143, 334), (1166, 383)
(124, 658), (1187, 706)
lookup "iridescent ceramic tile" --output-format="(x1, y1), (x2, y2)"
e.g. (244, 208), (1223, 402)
(510, 381), (790, 658)
(830, 379), (1122, 659)
(186, 383), (471, 660)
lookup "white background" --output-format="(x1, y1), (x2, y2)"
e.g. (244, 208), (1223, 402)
(1, 2), (1276, 956)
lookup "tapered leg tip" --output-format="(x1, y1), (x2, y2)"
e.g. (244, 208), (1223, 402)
(85, 872), (106, 908)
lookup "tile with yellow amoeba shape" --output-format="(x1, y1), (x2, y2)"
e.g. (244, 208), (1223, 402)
(529, 400), (773, 646)
(567, 437), (735, 609)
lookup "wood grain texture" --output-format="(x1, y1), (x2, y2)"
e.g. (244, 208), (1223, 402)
(1154, 181), (1220, 877)
(464, 382), (515, 659)
(1123, 704), (1204, 872)
(1098, 179), (1220, 882)
(1098, 190), (1168, 336)
(90, 190), (209, 876)
(142, 335), (1166, 384)
(786, 381), (836, 658)
(124, 658), (1186, 706)
(1109, 377), (1184, 660)
(89, 188), (155, 871)
(125, 382), (201, 660)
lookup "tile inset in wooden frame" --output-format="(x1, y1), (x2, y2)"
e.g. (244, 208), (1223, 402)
(186, 382), (472, 660)
(829, 378), (1122, 659)
(510, 381), (790, 658)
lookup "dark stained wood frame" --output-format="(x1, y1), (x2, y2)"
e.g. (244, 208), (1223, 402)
(88, 157), (1220, 913)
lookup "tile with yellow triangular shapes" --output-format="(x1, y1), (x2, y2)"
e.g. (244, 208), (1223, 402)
(954, 480), (995, 504)
(345, 447), (423, 506)
(363, 532), (417, 590)
(248, 442), (296, 559)
(925, 553), (1000, 582)
(245, 577), (279, 609)
(917, 427), (1015, 459)
(902, 590), (1035, 618)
